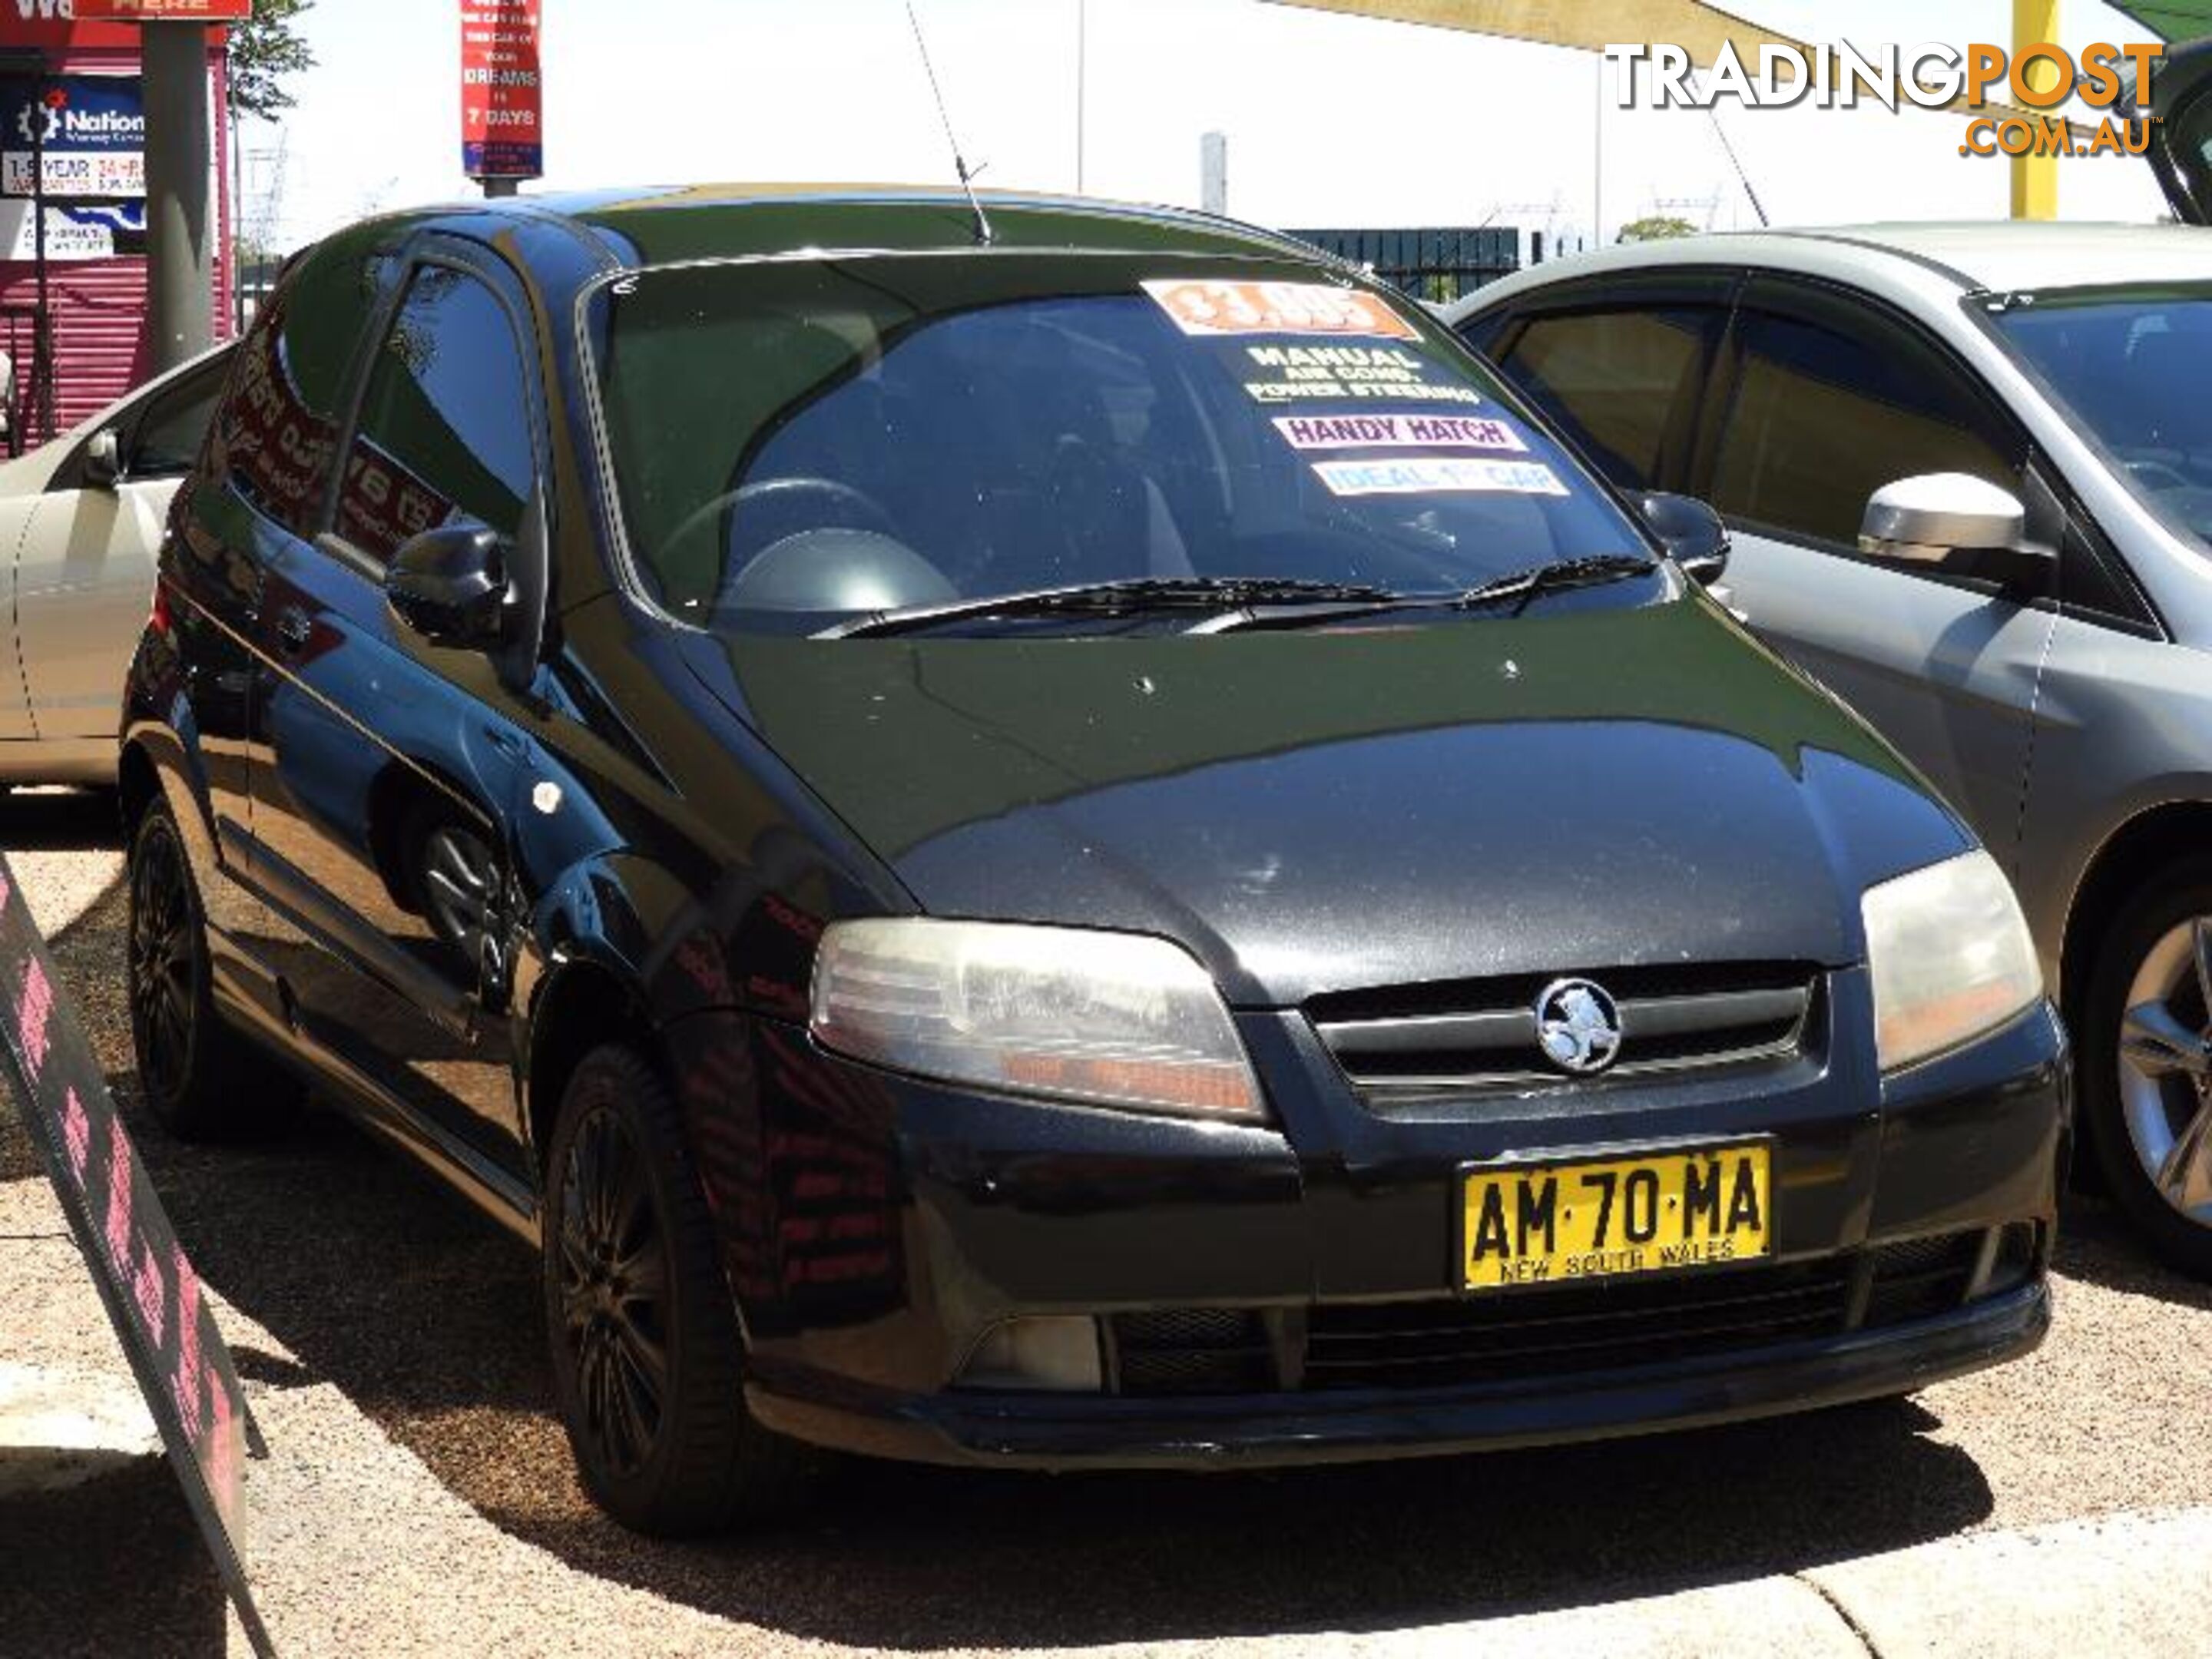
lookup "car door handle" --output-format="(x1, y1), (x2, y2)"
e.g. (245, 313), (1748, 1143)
(273, 607), (313, 657)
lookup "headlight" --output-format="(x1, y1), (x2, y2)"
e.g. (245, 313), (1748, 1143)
(810, 919), (1265, 1121)
(1861, 849), (2042, 1072)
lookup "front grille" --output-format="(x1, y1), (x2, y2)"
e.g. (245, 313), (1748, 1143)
(1105, 1228), (2008, 1399)
(1112, 1309), (1273, 1396)
(1304, 1258), (1853, 1391)
(1307, 962), (1820, 1094)
(1862, 1230), (1986, 1326)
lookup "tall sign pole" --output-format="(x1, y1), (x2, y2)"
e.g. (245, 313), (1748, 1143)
(2012, 0), (2061, 219)
(141, 18), (211, 371)
(460, 1), (544, 200)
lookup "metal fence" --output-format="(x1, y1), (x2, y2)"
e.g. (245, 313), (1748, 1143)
(1286, 226), (1528, 306)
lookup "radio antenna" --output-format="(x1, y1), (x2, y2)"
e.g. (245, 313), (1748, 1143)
(905, 1), (995, 246)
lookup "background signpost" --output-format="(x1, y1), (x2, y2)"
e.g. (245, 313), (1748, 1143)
(460, 0), (543, 198)
(0, 852), (273, 1656)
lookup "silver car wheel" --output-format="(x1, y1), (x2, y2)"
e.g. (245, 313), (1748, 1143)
(421, 823), (495, 968)
(2116, 916), (2212, 1226)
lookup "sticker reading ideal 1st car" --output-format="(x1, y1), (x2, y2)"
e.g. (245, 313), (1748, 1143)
(1313, 457), (1570, 498)
(1145, 278), (1420, 341)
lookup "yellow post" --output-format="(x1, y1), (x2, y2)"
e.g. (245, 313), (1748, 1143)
(2012, 0), (2061, 219)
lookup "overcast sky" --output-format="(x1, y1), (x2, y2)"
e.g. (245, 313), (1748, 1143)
(243, 0), (2173, 254)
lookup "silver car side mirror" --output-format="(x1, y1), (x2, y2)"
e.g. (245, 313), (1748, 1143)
(1859, 473), (2027, 565)
(84, 427), (122, 490)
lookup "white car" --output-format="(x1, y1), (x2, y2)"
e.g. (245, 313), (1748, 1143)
(1439, 54), (2212, 1275)
(0, 345), (234, 790)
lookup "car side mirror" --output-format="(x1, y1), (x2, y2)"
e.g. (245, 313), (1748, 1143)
(1638, 492), (1730, 585)
(84, 428), (121, 490)
(386, 522), (510, 648)
(1859, 474), (2054, 592)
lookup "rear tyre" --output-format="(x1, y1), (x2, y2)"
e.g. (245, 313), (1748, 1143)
(542, 1042), (816, 1535)
(2080, 860), (2212, 1280)
(126, 801), (299, 1140)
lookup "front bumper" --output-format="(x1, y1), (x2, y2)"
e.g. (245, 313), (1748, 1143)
(748, 1279), (2048, 1469)
(688, 975), (2068, 1471)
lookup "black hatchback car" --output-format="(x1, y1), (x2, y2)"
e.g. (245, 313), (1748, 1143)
(121, 187), (2067, 1534)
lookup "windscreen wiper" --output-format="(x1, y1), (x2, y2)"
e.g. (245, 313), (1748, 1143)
(1202, 553), (1662, 634)
(1445, 552), (1662, 615)
(817, 576), (1406, 639)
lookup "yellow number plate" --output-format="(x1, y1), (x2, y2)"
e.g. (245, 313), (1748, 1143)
(1462, 1144), (1772, 1292)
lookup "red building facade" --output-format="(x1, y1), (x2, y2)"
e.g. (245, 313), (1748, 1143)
(0, 7), (230, 442)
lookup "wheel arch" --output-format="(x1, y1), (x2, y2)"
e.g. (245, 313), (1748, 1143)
(2059, 799), (2212, 1024)
(523, 950), (658, 1176)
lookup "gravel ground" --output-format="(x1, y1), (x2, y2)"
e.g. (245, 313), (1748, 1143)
(4, 824), (2211, 1657)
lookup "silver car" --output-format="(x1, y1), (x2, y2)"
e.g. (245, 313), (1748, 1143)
(0, 345), (233, 790)
(1447, 209), (2212, 1277)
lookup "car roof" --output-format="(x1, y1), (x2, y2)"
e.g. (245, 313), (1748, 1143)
(366, 184), (1327, 273)
(1452, 220), (2212, 314)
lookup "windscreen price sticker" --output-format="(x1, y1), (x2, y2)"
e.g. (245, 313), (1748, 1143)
(1314, 457), (1569, 499)
(1276, 412), (1527, 454)
(1145, 277), (1419, 341)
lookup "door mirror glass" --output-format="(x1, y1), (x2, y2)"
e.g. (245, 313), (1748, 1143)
(385, 523), (510, 647)
(1638, 491), (1730, 584)
(84, 427), (121, 489)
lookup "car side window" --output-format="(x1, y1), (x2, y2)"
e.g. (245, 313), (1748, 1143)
(1488, 306), (1722, 491)
(1711, 290), (2023, 548)
(334, 263), (535, 567)
(217, 220), (402, 538)
(127, 356), (230, 478)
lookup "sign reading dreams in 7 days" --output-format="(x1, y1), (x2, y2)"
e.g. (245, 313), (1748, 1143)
(0, 853), (274, 1657)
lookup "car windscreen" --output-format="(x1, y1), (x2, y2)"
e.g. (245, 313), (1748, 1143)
(587, 253), (1652, 634)
(1986, 283), (2212, 548)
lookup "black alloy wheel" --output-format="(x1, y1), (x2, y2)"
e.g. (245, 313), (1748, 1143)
(126, 802), (297, 1140)
(555, 1099), (674, 1482)
(129, 812), (197, 1108)
(541, 1043), (816, 1534)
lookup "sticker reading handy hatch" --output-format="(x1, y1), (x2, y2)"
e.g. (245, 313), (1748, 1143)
(1463, 1143), (1773, 1291)
(1315, 457), (1568, 498)
(1276, 412), (1525, 453)
(1144, 277), (1419, 340)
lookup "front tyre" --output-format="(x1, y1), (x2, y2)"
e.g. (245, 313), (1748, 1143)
(542, 1043), (813, 1535)
(2081, 861), (2212, 1279)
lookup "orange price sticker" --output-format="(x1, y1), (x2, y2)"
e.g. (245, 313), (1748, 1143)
(1143, 278), (1420, 342)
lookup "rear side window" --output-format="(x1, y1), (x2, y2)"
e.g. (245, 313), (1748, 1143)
(1712, 294), (2022, 547)
(217, 221), (400, 538)
(128, 355), (230, 478)
(335, 265), (535, 565)
(1492, 308), (1720, 490)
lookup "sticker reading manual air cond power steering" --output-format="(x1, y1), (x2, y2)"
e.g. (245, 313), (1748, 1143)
(1239, 345), (1482, 406)
(1313, 457), (1570, 498)
(1143, 277), (1421, 341)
